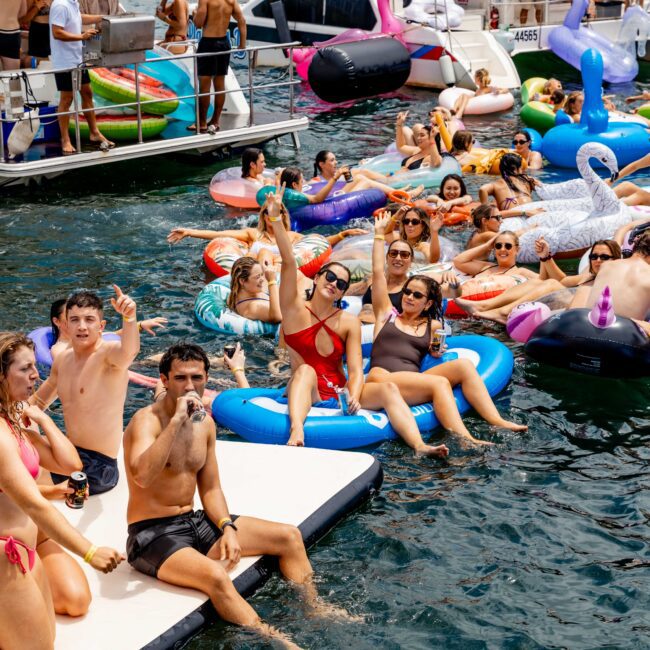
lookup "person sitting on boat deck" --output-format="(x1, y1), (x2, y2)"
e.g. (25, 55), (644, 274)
(156, 0), (189, 54)
(452, 69), (510, 120)
(190, 0), (246, 133)
(49, 0), (115, 154)
(586, 230), (650, 335)
(268, 188), (449, 457)
(227, 256), (282, 323)
(454, 230), (539, 285)
(311, 150), (424, 198)
(49, 298), (166, 362)
(550, 89), (566, 113)
(0, 0), (26, 71)
(511, 130), (543, 170)
(564, 91), (583, 124)
(424, 173), (473, 213)
(478, 153), (543, 218)
(32, 287), (140, 495)
(167, 200), (366, 263)
(20, 0), (52, 64)
(0, 332), (123, 650)
(124, 342), (358, 648)
(456, 238), (622, 323)
(367, 214), (527, 445)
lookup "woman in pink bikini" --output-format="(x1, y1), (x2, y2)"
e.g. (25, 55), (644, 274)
(268, 188), (448, 457)
(0, 332), (123, 649)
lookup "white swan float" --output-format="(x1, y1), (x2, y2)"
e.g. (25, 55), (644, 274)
(502, 143), (638, 261)
(403, 0), (465, 30)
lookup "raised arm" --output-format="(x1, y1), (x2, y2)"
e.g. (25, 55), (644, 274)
(31, 359), (59, 411)
(223, 344), (250, 389)
(535, 236), (566, 282)
(371, 213), (396, 320)
(396, 111), (418, 156)
(105, 285), (140, 369)
(427, 127), (442, 168)
(453, 233), (498, 276)
(428, 212), (443, 263)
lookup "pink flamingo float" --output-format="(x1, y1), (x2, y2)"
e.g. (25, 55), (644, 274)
(291, 0), (405, 80)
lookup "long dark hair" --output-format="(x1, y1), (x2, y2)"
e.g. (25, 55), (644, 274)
(313, 150), (331, 178)
(589, 239), (621, 274)
(305, 262), (351, 308)
(451, 130), (473, 155)
(241, 147), (262, 178)
(499, 153), (536, 195)
(399, 207), (430, 245)
(402, 275), (445, 346)
(50, 298), (67, 343)
(471, 203), (493, 230)
(438, 173), (467, 200)
(280, 166), (302, 189)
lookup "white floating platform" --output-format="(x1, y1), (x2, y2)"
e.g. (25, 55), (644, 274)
(53, 440), (382, 649)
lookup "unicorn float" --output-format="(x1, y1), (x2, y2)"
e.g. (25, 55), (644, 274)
(512, 287), (650, 378)
(617, 4), (650, 59)
(548, 0), (638, 83)
(403, 0), (464, 31)
(541, 49), (649, 169)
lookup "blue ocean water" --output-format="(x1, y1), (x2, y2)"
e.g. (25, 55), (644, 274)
(2, 2), (650, 646)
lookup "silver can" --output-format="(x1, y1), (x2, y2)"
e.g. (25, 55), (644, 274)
(430, 329), (447, 354)
(186, 391), (207, 423)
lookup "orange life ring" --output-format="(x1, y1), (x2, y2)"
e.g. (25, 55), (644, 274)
(387, 190), (412, 206)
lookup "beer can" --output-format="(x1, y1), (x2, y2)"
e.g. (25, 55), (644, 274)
(66, 471), (88, 509)
(187, 391), (207, 423)
(343, 170), (353, 183)
(337, 387), (350, 416)
(430, 329), (447, 354)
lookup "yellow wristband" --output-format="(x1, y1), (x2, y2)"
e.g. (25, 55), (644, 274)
(83, 545), (97, 564)
(374, 234), (385, 241)
(123, 316), (135, 323)
(231, 367), (244, 374)
(267, 280), (277, 287)
(217, 517), (232, 531)
(268, 216), (282, 222)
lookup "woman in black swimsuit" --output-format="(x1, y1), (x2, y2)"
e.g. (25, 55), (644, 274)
(227, 257), (281, 323)
(367, 214), (527, 445)
(22, 0), (52, 60)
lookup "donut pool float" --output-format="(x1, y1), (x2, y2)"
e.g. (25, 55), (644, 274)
(357, 152), (461, 187)
(89, 67), (179, 116)
(203, 234), (332, 278)
(438, 87), (515, 115)
(212, 335), (514, 449)
(69, 114), (168, 141)
(209, 167), (275, 209)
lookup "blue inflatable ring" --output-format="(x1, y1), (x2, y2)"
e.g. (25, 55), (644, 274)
(212, 334), (514, 450)
(28, 327), (121, 368)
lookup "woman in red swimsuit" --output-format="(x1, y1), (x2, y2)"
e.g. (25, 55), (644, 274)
(0, 332), (124, 649)
(268, 188), (448, 457)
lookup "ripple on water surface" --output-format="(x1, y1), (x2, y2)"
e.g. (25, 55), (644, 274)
(1, 41), (650, 649)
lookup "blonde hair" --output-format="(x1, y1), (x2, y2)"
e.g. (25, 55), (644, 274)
(495, 230), (519, 247)
(475, 68), (491, 86)
(227, 257), (260, 312)
(257, 203), (290, 234)
(0, 332), (34, 430)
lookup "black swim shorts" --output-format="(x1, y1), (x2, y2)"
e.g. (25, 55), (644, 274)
(51, 445), (119, 495)
(28, 22), (51, 59)
(54, 70), (91, 92)
(127, 510), (239, 577)
(196, 36), (230, 77)
(0, 30), (21, 60)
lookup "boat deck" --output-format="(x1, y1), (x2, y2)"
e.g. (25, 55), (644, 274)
(53, 440), (382, 649)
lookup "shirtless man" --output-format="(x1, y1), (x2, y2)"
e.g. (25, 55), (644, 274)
(587, 231), (650, 334)
(0, 0), (26, 70)
(124, 343), (354, 648)
(191, 0), (246, 132)
(33, 286), (140, 494)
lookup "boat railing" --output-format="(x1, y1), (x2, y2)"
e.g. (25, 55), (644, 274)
(0, 40), (301, 163)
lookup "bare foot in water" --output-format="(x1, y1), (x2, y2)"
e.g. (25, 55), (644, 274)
(407, 184), (425, 199)
(287, 427), (305, 447)
(309, 599), (364, 623)
(257, 623), (303, 649)
(492, 419), (528, 432)
(474, 307), (509, 325)
(457, 433), (494, 448)
(415, 443), (449, 458)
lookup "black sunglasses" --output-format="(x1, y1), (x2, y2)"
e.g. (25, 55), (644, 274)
(402, 287), (426, 300)
(589, 253), (613, 261)
(402, 218), (422, 226)
(512, 139), (529, 145)
(387, 249), (412, 259)
(323, 269), (349, 292)
(495, 242), (514, 250)
(486, 214), (502, 222)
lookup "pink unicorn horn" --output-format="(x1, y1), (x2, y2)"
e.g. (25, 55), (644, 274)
(588, 286), (616, 328)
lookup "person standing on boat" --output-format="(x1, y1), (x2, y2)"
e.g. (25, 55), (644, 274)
(0, 0), (26, 71)
(156, 0), (189, 54)
(32, 287), (140, 495)
(191, 0), (247, 133)
(49, 0), (115, 154)
(124, 342), (358, 648)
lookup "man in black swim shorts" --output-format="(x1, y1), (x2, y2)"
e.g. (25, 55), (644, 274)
(0, 0), (26, 71)
(124, 343), (353, 646)
(191, 0), (247, 132)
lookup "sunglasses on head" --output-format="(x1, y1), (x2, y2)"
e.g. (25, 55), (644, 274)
(495, 242), (514, 250)
(402, 287), (426, 300)
(589, 253), (613, 261)
(387, 249), (412, 259)
(512, 139), (529, 146)
(402, 218), (422, 226)
(322, 269), (349, 292)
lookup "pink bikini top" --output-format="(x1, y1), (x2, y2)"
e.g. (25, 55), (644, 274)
(4, 417), (40, 483)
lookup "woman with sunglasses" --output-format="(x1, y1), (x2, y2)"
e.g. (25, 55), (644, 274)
(268, 190), (449, 457)
(511, 131), (542, 170)
(385, 205), (444, 263)
(0, 332), (124, 649)
(455, 238), (622, 322)
(466, 204), (503, 250)
(367, 215), (526, 444)
(479, 154), (543, 219)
